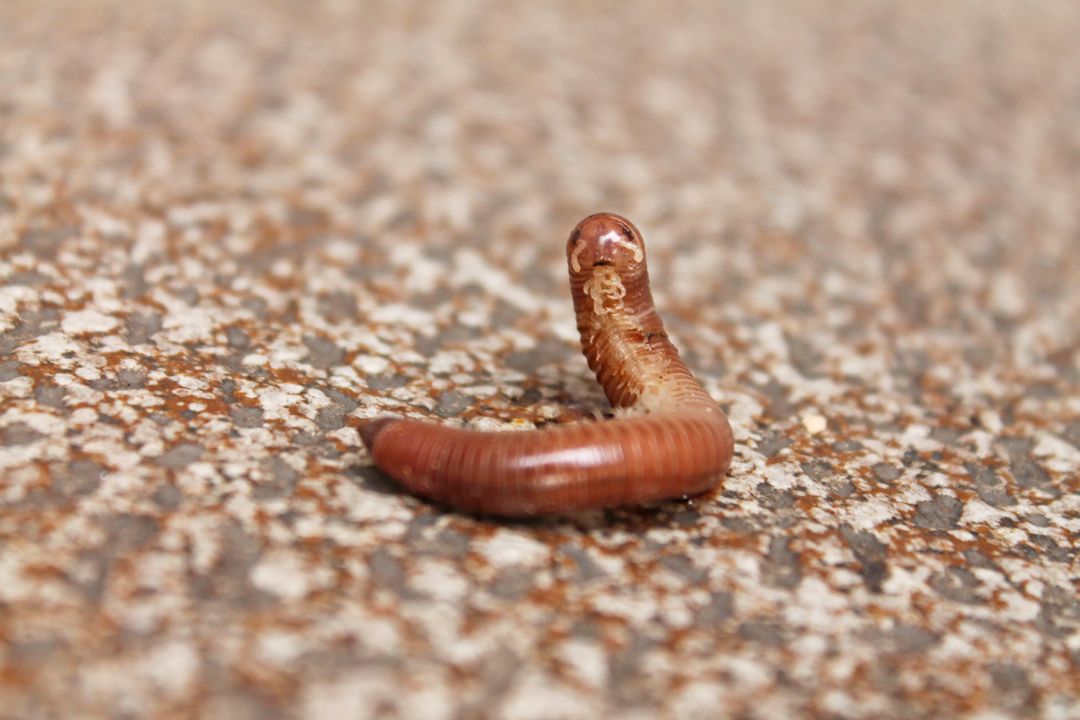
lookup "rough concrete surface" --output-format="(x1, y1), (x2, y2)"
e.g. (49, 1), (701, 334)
(1, 2), (1078, 718)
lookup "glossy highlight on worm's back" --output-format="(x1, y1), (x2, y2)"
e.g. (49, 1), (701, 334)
(358, 213), (734, 516)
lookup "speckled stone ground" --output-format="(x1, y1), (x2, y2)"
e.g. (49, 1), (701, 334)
(1, 2), (1078, 718)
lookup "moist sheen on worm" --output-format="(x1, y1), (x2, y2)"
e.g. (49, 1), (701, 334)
(358, 213), (734, 516)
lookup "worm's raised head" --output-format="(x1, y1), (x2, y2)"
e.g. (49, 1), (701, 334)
(567, 212), (646, 275)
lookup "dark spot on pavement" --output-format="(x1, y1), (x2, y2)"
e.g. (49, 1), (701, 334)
(504, 338), (571, 373)
(967, 463), (1015, 507)
(317, 291), (359, 324)
(1026, 535), (1071, 563)
(756, 431), (792, 458)
(155, 443), (204, 469)
(759, 379), (796, 420)
(303, 335), (346, 368)
(841, 525), (888, 592)
(315, 406), (345, 430)
(34, 384), (67, 409)
(891, 624), (940, 653)
(349, 464), (400, 496)
(120, 263), (148, 298)
(102, 513), (160, 556)
(22, 225), (77, 257)
(762, 536), (801, 589)
(489, 565), (536, 601)
(872, 462), (901, 483)
(253, 456), (298, 499)
(231, 406), (264, 429)
(151, 483), (183, 510)
(929, 566), (982, 604)
(659, 554), (708, 584)
(694, 591), (734, 627)
(0, 360), (21, 381)
(369, 547), (410, 597)
(558, 543), (605, 583)
(1000, 437), (1055, 495)
(115, 368), (148, 389)
(226, 326), (250, 349)
(756, 482), (797, 511)
(914, 495), (964, 530)
(2, 422), (45, 445)
(125, 312), (162, 345)
(785, 332), (824, 378)
(366, 373), (409, 390)
(738, 620), (786, 646)
(434, 390), (472, 418)
(53, 460), (104, 497)
(800, 459), (833, 482)
(987, 663), (1035, 711)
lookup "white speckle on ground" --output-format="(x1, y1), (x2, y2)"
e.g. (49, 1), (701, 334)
(17, 332), (84, 362)
(473, 530), (551, 567)
(557, 639), (608, 689)
(501, 670), (596, 720)
(140, 641), (200, 697)
(250, 549), (335, 602)
(354, 354), (390, 375)
(61, 309), (119, 335)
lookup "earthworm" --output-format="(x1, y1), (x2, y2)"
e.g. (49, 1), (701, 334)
(358, 212), (734, 516)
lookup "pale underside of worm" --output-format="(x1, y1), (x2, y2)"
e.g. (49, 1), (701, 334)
(358, 213), (734, 516)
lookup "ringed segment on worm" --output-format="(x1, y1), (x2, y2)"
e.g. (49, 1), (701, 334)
(358, 212), (735, 517)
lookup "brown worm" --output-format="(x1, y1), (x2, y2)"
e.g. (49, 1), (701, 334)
(358, 212), (734, 516)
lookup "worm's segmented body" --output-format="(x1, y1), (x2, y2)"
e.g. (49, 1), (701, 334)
(359, 213), (734, 516)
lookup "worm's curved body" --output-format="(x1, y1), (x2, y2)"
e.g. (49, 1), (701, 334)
(359, 213), (734, 516)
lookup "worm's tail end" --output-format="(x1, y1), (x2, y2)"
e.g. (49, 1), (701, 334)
(355, 417), (396, 453)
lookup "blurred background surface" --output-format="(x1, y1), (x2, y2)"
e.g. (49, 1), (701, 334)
(0, 1), (1078, 718)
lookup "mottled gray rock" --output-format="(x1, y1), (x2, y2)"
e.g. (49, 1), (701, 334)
(231, 406), (264, 428)
(154, 443), (205, 469)
(120, 263), (148, 298)
(53, 460), (104, 497)
(489, 565), (537, 600)
(151, 483), (183, 510)
(2, 422), (44, 445)
(738, 620), (786, 647)
(841, 525), (888, 592)
(967, 463), (1016, 507)
(226, 326), (250, 349)
(125, 312), (162, 345)
(762, 537), (802, 589)
(21, 224), (77, 257)
(987, 663), (1035, 711)
(872, 462), (901, 483)
(254, 456), (298, 499)
(659, 553), (708, 584)
(694, 591), (734, 627)
(914, 495), (964, 530)
(1000, 437), (1055, 494)
(0, 360), (21, 382)
(303, 335), (346, 368)
(115, 367), (148, 389)
(365, 373), (409, 390)
(755, 431), (792, 458)
(368, 547), (410, 597)
(929, 566), (982, 604)
(434, 390), (472, 417)
(34, 384), (66, 409)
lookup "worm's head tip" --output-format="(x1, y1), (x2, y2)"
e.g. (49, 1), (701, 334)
(567, 212), (645, 272)
(356, 417), (395, 451)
